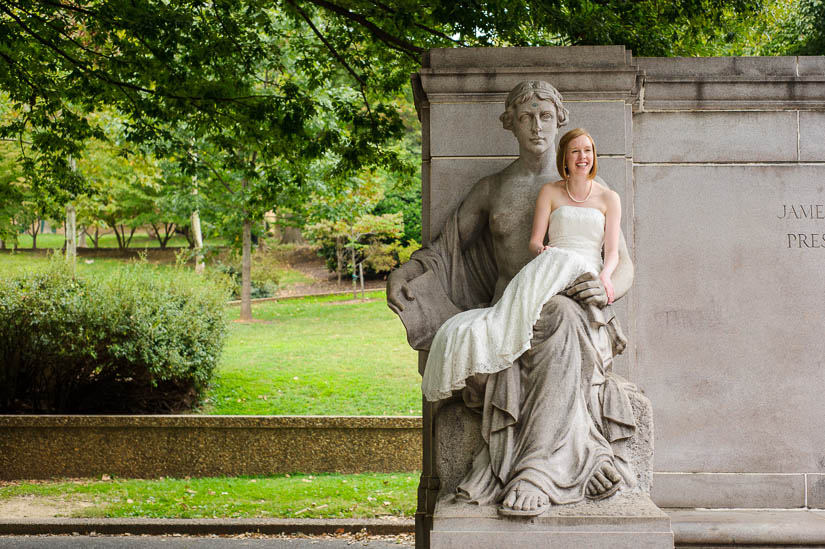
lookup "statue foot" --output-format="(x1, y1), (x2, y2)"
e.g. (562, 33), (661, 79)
(585, 461), (622, 500)
(498, 482), (550, 517)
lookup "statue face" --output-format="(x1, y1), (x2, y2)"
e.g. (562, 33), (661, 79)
(564, 134), (595, 178)
(511, 98), (558, 157)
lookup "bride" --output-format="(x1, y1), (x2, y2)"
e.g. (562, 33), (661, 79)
(423, 128), (621, 404)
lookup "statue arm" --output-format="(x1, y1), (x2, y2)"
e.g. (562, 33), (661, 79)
(529, 183), (554, 256)
(565, 230), (634, 306)
(387, 177), (491, 314)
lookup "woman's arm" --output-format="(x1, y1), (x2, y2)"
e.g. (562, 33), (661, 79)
(529, 183), (555, 256)
(600, 190), (621, 303)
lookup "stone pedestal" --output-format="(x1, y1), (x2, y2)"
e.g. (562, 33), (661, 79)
(431, 494), (673, 549)
(430, 386), (673, 548)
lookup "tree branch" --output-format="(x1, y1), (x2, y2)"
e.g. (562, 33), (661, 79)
(0, 3), (268, 105)
(300, 0), (425, 55)
(287, 0), (366, 87)
(286, 0), (376, 123)
(363, 0), (461, 43)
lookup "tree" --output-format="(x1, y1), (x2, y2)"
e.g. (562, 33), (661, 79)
(766, 0), (825, 56)
(0, 0), (806, 274)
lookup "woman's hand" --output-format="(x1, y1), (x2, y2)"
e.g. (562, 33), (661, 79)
(599, 271), (615, 305)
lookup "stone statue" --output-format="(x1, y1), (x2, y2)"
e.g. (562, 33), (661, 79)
(387, 80), (638, 517)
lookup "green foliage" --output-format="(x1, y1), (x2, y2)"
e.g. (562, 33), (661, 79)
(372, 184), (422, 245)
(0, 0), (813, 264)
(0, 259), (231, 413)
(305, 212), (404, 276)
(767, 0), (825, 55)
(0, 473), (419, 519)
(397, 240), (421, 265)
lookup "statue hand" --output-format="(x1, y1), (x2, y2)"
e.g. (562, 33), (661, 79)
(564, 272), (608, 308)
(387, 263), (418, 314)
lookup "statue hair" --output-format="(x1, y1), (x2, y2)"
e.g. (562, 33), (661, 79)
(499, 81), (569, 131)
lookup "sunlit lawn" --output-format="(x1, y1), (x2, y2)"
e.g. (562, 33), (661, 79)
(206, 291), (421, 416)
(0, 251), (138, 278)
(0, 473), (418, 519)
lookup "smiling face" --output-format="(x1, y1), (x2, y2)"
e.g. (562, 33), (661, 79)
(511, 98), (559, 158)
(564, 134), (595, 179)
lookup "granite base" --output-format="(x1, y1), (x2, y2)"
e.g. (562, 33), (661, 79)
(430, 492), (673, 549)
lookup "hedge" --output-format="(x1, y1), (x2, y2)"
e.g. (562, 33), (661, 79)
(0, 261), (231, 413)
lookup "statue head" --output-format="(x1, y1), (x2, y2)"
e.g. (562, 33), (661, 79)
(499, 81), (569, 132)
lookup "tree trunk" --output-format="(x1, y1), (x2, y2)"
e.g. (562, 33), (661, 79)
(65, 204), (76, 277)
(191, 210), (204, 273)
(336, 237), (343, 285)
(359, 262), (365, 301)
(351, 234), (357, 300)
(240, 217), (253, 321)
(30, 219), (40, 249)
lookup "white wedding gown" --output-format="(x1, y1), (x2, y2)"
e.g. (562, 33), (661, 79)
(422, 205), (606, 402)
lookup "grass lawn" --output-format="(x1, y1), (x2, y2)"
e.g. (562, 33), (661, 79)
(0, 473), (418, 519)
(0, 250), (313, 291)
(207, 291), (421, 416)
(0, 252), (140, 278)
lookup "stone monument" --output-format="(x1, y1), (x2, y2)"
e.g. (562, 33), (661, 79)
(388, 75), (673, 547)
(384, 44), (825, 546)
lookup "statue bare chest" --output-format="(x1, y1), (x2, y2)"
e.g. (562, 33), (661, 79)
(488, 179), (544, 274)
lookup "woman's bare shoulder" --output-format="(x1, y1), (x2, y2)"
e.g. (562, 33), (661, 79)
(541, 179), (566, 194)
(594, 181), (620, 203)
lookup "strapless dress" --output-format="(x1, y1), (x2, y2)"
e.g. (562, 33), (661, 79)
(422, 206), (605, 401)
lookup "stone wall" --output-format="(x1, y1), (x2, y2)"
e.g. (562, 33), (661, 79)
(0, 416), (421, 479)
(633, 56), (825, 509)
(414, 46), (825, 511)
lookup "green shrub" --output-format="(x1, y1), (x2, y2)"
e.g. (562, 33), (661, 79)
(0, 261), (231, 413)
(212, 247), (280, 299)
(305, 213), (405, 277)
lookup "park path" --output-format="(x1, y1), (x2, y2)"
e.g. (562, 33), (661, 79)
(273, 246), (386, 299)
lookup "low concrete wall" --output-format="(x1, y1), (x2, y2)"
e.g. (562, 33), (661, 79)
(0, 415), (421, 480)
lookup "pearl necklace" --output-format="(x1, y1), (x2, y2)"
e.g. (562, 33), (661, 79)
(565, 179), (593, 203)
